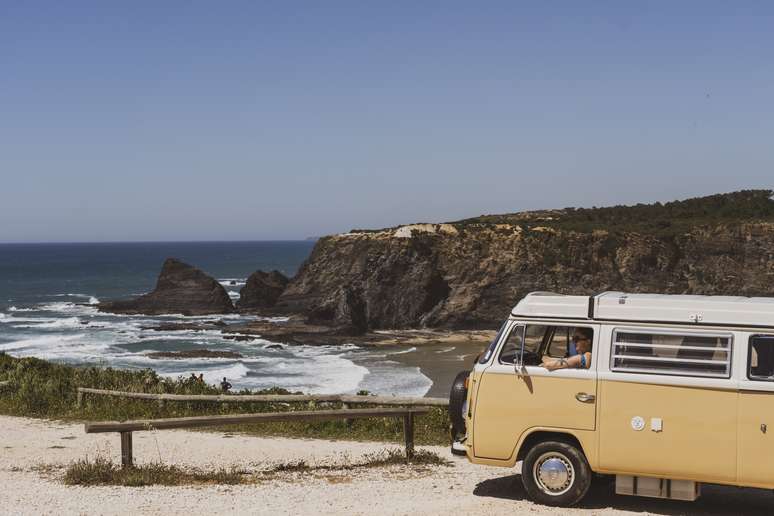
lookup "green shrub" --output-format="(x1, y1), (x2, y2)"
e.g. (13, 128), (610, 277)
(0, 353), (451, 445)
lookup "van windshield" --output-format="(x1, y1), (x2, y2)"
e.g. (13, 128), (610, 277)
(479, 322), (508, 364)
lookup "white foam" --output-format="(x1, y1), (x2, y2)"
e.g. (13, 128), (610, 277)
(258, 316), (290, 323)
(38, 301), (98, 316)
(0, 333), (88, 354)
(228, 291), (241, 300)
(8, 306), (36, 312)
(12, 317), (85, 329)
(389, 347), (417, 355)
(218, 278), (246, 287)
(355, 362), (433, 397)
(0, 315), (60, 325)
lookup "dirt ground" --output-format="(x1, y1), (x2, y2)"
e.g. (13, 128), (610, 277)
(1, 415), (772, 515)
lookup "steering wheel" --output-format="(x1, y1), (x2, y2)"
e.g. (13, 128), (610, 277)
(520, 350), (541, 365)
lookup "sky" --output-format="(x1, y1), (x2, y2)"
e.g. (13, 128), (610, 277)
(1, 1), (773, 242)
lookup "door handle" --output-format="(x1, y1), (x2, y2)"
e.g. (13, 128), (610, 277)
(575, 392), (596, 403)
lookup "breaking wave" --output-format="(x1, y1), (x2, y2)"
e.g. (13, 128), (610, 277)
(0, 297), (432, 396)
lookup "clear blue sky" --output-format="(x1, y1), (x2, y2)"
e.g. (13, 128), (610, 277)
(2, 1), (772, 242)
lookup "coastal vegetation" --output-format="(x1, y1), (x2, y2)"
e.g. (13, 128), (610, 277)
(0, 353), (450, 445)
(63, 448), (450, 486)
(450, 189), (774, 237)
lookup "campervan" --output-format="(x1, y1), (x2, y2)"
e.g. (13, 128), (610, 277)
(449, 292), (774, 506)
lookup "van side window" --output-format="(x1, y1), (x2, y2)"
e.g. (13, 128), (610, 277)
(499, 325), (549, 364)
(611, 330), (732, 378)
(749, 336), (774, 381)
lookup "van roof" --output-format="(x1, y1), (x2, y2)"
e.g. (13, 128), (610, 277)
(512, 291), (774, 328)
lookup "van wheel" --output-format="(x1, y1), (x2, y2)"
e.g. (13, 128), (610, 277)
(448, 370), (469, 439)
(521, 440), (592, 507)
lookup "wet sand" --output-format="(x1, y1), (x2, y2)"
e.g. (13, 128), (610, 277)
(376, 340), (490, 398)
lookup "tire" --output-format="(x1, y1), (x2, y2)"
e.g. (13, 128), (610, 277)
(521, 440), (592, 507)
(448, 370), (470, 439)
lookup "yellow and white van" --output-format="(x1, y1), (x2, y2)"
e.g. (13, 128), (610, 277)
(451, 292), (774, 507)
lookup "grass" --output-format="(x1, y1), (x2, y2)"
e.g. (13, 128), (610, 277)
(63, 448), (451, 486)
(264, 447), (452, 474)
(0, 353), (451, 445)
(63, 456), (248, 486)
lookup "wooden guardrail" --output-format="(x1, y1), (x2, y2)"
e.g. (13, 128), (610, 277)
(76, 387), (449, 408)
(85, 407), (430, 467)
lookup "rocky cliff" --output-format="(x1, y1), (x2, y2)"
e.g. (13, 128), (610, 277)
(99, 258), (235, 315)
(277, 190), (774, 331)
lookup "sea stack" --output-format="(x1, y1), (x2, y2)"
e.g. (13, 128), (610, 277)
(236, 270), (289, 311)
(99, 258), (235, 315)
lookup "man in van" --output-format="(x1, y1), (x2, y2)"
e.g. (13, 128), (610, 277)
(542, 327), (593, 370)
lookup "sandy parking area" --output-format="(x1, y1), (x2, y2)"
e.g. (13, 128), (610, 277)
(0, 415), (772, 515)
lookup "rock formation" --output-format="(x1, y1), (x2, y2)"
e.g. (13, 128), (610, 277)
(99, 258), (235, 315)
(236, 270), (289, 311)
(277, 190), (774, 331)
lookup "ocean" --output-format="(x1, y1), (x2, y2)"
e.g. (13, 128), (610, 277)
(0, 242), (434, 396)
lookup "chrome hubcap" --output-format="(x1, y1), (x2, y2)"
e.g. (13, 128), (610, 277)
(533, 452), (574, 496)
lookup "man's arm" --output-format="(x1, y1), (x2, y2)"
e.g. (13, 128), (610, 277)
(542, 354), (584, 371)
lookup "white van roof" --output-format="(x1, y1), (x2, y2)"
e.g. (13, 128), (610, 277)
(512, 291), (774, 328)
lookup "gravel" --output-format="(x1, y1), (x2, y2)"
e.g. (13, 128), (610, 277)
(1, 415), (772, 515)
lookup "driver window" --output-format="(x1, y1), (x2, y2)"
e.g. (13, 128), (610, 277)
(499, 325), (524, 364)
(499, 325), (549, 365)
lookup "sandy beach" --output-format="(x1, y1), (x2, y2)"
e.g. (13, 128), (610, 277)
(381, 339), (488, 397)
(2, 415), (773, 516)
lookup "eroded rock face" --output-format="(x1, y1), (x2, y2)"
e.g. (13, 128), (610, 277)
(280, 234), (452, 333)
(236, 270), (289, 311)
(277, 222), (774, 331)
(99, 258), (235, 315)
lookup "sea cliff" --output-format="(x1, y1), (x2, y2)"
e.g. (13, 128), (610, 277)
(277, 190), (774, 331)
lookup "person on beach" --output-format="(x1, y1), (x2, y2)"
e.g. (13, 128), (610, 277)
(220, 377), (232, 392)
(542, 327), (593, 371)
(198, 373), (204, 383)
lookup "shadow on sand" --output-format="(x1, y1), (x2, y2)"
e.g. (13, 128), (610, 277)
(473, 473), (774, 515)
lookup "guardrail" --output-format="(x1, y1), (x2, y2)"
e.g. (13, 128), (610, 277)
(85, 407), (430, 467)
(76, 387), (449, 408)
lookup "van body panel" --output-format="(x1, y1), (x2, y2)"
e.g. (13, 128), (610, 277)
(737, 391), (774, 488)
(472, 340), (598, 460)
(468, 427), (598, 469)
(598, 380), (738, 484)
(464, 365), (486, 456)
